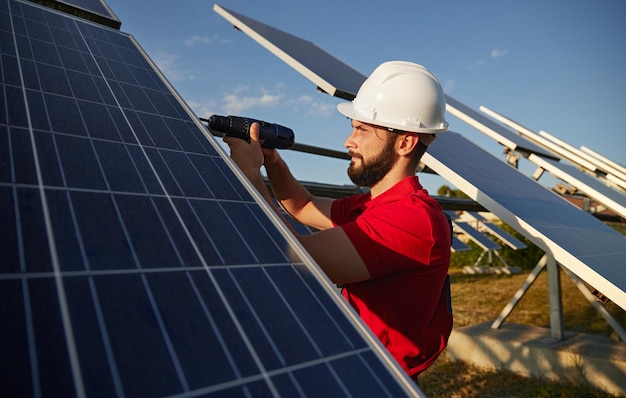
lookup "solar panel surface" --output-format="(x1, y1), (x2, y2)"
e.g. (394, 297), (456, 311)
(425, 132), (626, 309)
(213, 4), (364, 100)
(0, 0), (421, 396)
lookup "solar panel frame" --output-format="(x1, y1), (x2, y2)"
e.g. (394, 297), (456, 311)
(581, 145), (626, 176)
(1, 0), (423, 396)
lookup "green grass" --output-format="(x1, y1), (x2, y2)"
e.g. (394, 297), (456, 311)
(417, 223), (625, 397)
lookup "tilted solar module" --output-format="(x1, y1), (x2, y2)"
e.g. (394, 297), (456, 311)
(425, 132), (626, 309)
(213, 4), (363, 101)
(450, 235), (471, 253)
(0, 0), (422, 396)
(211, 4), (626, 310)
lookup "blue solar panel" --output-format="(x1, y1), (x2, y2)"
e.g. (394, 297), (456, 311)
(214, 4), (366, 100)
(0, 0), (420, 396)
(425, 132), (626, 309)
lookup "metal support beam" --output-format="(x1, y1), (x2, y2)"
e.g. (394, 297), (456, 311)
(492, 253), (564, 340)
(547, 255), (564, 339)
(492, 254), (548, 329)
(561, 268), (626, 342)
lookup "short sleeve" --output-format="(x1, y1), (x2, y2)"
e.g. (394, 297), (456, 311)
(340, 199), (438, 278)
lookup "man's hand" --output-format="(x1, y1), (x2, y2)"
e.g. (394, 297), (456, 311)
(223, 121), (264, 175)
(223, 122), (281, 175)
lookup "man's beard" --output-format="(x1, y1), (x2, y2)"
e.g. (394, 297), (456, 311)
(347, 137), (397, 187)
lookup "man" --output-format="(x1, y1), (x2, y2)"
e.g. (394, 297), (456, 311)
(224, 61), (453, 380)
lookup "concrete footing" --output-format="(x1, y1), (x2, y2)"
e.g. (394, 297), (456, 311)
(446, 322), (626, 396)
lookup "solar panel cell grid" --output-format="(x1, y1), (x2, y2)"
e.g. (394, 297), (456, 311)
(1, 0), (418, 396)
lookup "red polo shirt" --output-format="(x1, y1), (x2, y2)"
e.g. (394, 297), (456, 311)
(331, 176), (453, 376)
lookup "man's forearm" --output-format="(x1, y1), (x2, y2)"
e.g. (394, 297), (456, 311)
(264, 156), (314, 214)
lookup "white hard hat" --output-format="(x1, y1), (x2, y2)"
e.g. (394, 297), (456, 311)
(337, 61), (448, 134)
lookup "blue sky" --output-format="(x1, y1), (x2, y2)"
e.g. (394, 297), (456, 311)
(105, 0), (626, 194)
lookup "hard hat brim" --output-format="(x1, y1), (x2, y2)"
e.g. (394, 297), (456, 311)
(337, 102), (448, 134)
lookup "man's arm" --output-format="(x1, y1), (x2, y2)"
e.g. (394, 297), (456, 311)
(264, 156), (334, 231)
(224, 123), (370, 284)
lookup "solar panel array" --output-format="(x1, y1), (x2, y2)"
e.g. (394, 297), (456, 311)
(212, 3), (626, 310)
(0, 0), (421, 396)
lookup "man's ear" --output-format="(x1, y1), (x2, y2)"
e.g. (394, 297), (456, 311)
(397, 133), (420, 156)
